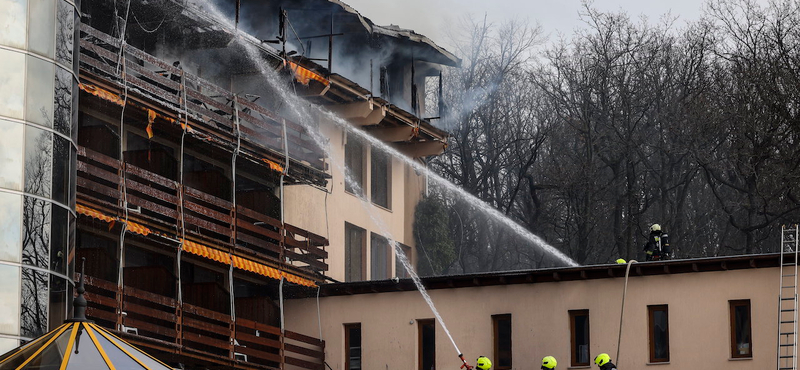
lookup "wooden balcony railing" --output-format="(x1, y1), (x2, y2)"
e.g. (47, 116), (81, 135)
(77, 146), (328, 276)
(83, 275), (324, 370)
(78, 23), (326, 175)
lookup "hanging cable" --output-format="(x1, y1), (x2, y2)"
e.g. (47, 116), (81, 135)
(616, 260), (637, 364)
(229, 94), (242, 323)
(279, 277), (285, 333)
(116, 16), (130, 330)
(176, 65), (187, 305)
(316, 285), (322, 340)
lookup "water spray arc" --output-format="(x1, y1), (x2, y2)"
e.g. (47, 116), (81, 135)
(188, 0), (577, 364)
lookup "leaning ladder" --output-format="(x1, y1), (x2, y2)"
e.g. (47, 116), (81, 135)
(779, 225), (799, 370)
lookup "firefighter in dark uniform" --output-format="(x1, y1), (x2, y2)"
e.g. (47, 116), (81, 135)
(643, 224), (670, 261)
(593, 353), (618, 370)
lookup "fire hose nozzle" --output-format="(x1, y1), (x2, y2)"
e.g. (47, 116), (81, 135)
(458, 354), (473, 370)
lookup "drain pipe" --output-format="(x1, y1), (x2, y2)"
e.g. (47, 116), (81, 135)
(279, 276), (285, 333)
(280, 117), (289, 226)
(616, 260), (637, 364)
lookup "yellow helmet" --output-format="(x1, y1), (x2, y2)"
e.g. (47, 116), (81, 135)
(650, 224), (661, 232)
(615, 258), (627, 264)
(594, 353), (611, 366)
(476, 356), (492, 370)
(541, 355), (557, 369)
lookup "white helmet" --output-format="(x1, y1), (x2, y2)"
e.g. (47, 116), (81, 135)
(651, 224), (661, 232)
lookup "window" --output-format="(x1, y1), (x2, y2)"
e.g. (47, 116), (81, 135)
(370, 147), (390, 208)
(345, 223), (366, 282)
(569, 310), (590, 366)
(492, 314), (512, 370)
(418, 319), (436, 370)
(648, 305), (670, 363)
(730, 300), (752, 358)
(395, 243), (411, 278)
(344, 324), (361, 370)
(370, 233), (390, 280)
(344, 134), (365, 195)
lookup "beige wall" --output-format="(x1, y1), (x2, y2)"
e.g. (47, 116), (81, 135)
(285, 115), (424, 282)
(285, 266), (777, 370)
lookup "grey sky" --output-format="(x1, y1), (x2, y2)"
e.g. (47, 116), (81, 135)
(341, 0), (769, 52)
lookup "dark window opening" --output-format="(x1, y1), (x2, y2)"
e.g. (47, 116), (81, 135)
(345, 324), (362, 370)
(78, 111), (119, 159)
(124, 132), (177, 180)
(569, 310), (590, 366)
(492, 314), (512, 370)
(370, 233), (390, 280)
(730, 300), (752, 358)
(183, 152), (231, 200)
(648, 305), (670, 363)
(344, 134), (364, 195)
(370, 147), (390, 209)
(419, 319), (436, 370)
(395, 243), (411, 278)
(345, 223), (366, 282)
(180, 260), (229, 314)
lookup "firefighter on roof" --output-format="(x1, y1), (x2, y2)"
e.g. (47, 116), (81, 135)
(593, 353), (618, 370)
(643, 224), (671, 261)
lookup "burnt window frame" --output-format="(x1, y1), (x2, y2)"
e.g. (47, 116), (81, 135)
(492, 314), (512, 370)
(344, 223), (366, 282)
(344, 323), (362, 370)
(370, 146), (391, 209)
(569, 309), (590, 366)
(648, 304), (670, 363)
(729, 299), (753, 359)
(369, 233), (391, 280)
(344, 133), (365, 196)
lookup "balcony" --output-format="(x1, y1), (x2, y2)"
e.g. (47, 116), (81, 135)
(77, 146), (328, 278)
(78, 23), (327, 187)
(81, 274), (324, 370)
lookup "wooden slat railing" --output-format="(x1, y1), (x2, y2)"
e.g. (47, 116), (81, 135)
(79, 23), (325, 171)
(80, 275), (325, 370)
(76, 146), (328, 275)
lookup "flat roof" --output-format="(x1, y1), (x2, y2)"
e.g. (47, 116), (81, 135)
(302, 253), (785, 297)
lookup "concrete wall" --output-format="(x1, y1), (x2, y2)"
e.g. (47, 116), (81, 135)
(285, 267), (777, 370)
(285, 114), (423, 282)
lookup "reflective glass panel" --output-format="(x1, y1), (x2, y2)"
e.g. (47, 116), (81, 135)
(47, 275), (66, 329)
(49, 205), (66, 274)
(0, 337), (20, 358)
(70, 79), (77, 143)
(26, 56), (55, 127)
(54, 0), (74, 67)
(97, 326), (171, 369)
(51, 134), (69, 205)
(23, 326), (71, 368)
(63, 326), (111, 370)
(0, 0), (27, 48)
(0, 192), (22, 263)
(0, 119), (24, 190)
(53, 67), (71, 136)
(20, 267), (48, 337)
(0, 264), (21, 335)
(69, 146), (75, 207)
(28, 0), (55, 58)
(22, 196), (51, 269)
(0, 49), (26, 119)
(24, 125), (53, 198)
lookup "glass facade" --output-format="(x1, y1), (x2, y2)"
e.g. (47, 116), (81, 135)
(0, 0), (80, 347)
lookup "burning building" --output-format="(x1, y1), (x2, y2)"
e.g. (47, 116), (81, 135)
(0, 0), (457, 368)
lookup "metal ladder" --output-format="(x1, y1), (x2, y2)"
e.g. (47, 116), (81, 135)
(779, 225), (799, 370)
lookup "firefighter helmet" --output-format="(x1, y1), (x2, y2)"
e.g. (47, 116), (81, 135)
(650, 224), (661, 232)
(616, 258), (627, 264)
(542, 355), (557, 369)
(594, 353), (611, 366)
(476, 356), (492, 370)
